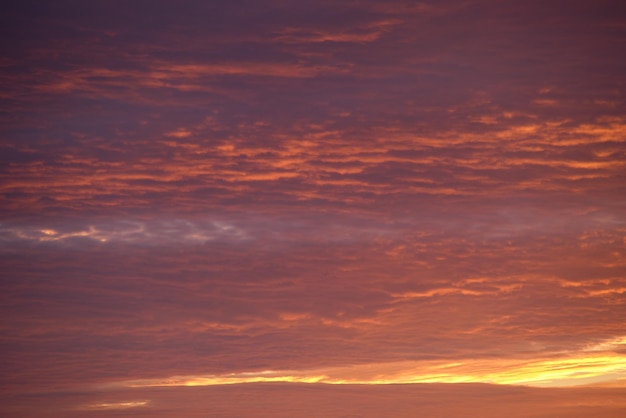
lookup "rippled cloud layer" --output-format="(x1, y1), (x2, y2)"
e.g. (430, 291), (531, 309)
(1, 0), (625, 417)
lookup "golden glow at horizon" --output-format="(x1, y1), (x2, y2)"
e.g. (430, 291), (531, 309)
(115, 350), (626, 389)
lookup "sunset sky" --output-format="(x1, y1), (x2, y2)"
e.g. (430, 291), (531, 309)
(1, 0), (626, 416)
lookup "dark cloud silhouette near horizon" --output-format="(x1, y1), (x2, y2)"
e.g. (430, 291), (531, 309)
(5, 383), (626, 418)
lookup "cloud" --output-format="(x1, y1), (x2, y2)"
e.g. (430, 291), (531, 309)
(79, 400), (150, 410)
(5, 383), (626, 418)
(1, 1), (625, 415)
(107, 351), (626, 388)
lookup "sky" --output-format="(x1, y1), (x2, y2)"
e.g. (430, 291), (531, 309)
(1, 0), (625, 416)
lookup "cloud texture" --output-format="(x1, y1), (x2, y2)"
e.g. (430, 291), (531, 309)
(1, 0), (625, 416)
